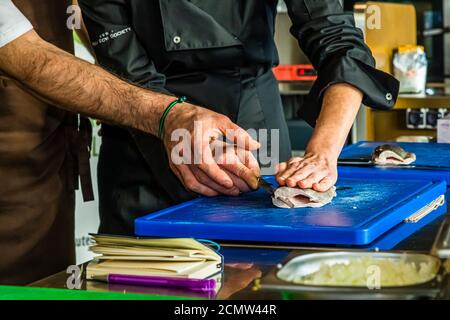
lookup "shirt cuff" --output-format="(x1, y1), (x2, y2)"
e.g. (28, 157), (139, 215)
(0, 20), (33, 48)
(299, 54), (400, 127)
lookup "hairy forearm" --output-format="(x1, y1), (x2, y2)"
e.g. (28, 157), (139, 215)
(306, 83), (363, 159)
(0, 30), (174, 136)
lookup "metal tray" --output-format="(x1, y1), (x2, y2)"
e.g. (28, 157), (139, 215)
(432, 216), (450, 259)
(259, 250), (446, 300)
(277, 252), (440, 286)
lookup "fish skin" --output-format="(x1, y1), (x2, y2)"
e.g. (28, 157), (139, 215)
(272, 186), (337, 208)
(372, 144), (416, 165)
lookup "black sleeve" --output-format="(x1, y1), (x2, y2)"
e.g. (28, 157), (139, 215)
(78, 0), (166, 92)
(284, 0), (399, 126)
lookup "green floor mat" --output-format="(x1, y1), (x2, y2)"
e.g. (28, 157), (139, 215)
(0, 286), (199, 300)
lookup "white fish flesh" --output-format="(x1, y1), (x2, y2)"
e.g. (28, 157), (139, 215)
(372, 144), (416, 165)
(272, 186), (337, 208)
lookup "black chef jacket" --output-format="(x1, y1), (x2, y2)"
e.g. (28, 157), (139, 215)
(79, 0), (399, 235)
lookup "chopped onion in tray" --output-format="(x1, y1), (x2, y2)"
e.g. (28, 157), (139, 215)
(292, 257), (436, 287)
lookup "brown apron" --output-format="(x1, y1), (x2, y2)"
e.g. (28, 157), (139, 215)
(0, 0), (92, 285)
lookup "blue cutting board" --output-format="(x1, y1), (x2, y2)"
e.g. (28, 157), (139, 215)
(135, 177), (447, 245)
(339, 141), (450, 199)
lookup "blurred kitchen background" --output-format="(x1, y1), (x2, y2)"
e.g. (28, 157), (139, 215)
(276, 0), (450, 148)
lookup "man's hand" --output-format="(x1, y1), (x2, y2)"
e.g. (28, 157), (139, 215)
(276, 83), (363, 192)
(212, 140), (260, 193)
(276, 152), (337, 192)
(163, 103), (261, 197)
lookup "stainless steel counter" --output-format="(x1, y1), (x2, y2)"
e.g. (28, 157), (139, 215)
(30, 212), (450, 300)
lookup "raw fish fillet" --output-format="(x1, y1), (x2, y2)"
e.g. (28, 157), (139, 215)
(372, 144), (416, 165)
(272, 186), (337, 208)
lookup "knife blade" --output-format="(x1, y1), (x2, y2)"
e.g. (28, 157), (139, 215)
(257, 177), (295, 208)
(257, 177), (275, 196)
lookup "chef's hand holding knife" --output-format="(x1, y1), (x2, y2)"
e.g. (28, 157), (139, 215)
(162, 83), (363, 197)
(276, 84), (363, 192)
(162, 103), (261, 197)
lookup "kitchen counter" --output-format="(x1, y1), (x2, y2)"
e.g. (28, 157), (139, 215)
(27, 210), (450, 300)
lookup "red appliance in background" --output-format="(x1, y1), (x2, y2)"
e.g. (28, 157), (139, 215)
(272, 64), (317, 82)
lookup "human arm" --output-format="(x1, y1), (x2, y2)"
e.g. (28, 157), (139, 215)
(77, 0), (260, 194)
(0, 29), (259, 194)
(277, 83), (362, 191)
(276, 0), (399, 191)
(0, 30), (174, 137)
